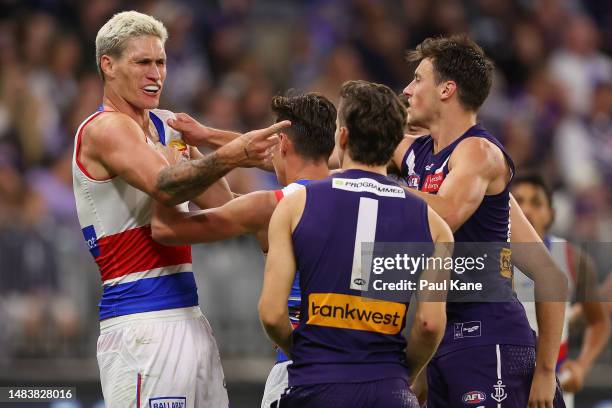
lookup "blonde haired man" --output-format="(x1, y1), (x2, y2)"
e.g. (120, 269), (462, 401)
(73, 11), (288, 408)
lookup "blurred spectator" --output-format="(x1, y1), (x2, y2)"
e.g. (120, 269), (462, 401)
(549, 13), (612, 115)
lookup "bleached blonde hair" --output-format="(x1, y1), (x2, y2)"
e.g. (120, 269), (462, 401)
(95, 11), (168, 79)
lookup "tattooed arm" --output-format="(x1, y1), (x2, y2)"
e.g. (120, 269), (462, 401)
(156, 121), (289, 205)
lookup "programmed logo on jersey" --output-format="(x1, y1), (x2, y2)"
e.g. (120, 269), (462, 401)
(149, 397), (186, 408)
(81, 225), (100, 257)
(332, 178), (405, 198)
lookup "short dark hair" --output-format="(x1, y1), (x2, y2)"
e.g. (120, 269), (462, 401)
(406, 35), (494, 111)
(338, 80), (406, 166)
(271, 92), (336, 161)
(512, 172), (553, 208)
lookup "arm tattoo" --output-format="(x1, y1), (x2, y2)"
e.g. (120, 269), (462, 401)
(156, 151), (234, 205)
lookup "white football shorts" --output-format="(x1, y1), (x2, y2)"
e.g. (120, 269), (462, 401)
(261, 360), (291, 408)
(97, 306), (229, 408)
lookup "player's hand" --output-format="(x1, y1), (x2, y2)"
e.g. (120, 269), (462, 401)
(559, 360), (585, 393)
(167, 113), (211, 147)
(528, 368), (557, 408)
(220, 121), (289, 168)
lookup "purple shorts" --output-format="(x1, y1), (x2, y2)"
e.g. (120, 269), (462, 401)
(427, 344), (565, 408)
(275, 378), (419, 408)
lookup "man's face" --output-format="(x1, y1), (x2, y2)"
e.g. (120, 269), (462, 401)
(403, 58), (440, 128)
(512, 183), (553, 238)
(109, 35), (166, 110)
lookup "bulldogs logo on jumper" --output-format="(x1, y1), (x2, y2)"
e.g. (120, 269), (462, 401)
(169, 140), (190, 159)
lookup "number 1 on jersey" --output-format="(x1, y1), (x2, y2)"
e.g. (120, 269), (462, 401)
(350, 197), (378, 290)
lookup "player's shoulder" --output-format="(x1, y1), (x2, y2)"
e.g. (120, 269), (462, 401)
(83, 111), (142, 145)
(275, 184), (306, 210)
(453, 136), (505, 168)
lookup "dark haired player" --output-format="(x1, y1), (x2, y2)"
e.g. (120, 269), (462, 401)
(512, 173), (610, 408)
(391, 35), (568, 407)
(260, 80), (453, 408)
(150, 93), (337, 407)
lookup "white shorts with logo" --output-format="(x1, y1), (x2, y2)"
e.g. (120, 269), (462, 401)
(260, 360), (291, 408)
(97, 307), (229, 408)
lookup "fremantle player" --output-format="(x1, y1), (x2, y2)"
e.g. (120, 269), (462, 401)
(512, 173), (610, 408)
(393, 35), (567, 407)
(259, 80), (453, 408)
(73, 11), (288, 408)
(149, 93), (337, 407)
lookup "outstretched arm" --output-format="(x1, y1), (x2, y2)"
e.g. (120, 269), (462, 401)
(187, 146), (233, 209)
(156, 121), (290, 205)
(151, 190), (277, 246)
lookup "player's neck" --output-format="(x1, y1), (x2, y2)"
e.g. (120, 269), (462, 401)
(340, 156), (387, 176)
(429, 109), (477, 154)
(285, 158), (329, 184)
(102, 91), (149, 131)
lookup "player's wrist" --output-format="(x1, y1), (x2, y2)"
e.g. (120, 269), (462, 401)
(215, 138), (247, 167)
(534, 363), (556, 375)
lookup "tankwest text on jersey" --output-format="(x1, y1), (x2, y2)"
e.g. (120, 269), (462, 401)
(307, 293), (406, 334)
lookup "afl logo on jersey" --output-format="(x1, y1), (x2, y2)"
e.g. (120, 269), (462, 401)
(462, 391), (486, 404)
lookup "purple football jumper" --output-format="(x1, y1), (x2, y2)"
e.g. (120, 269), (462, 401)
(401, 124), (564, 407)
(279, 169), (429, 408)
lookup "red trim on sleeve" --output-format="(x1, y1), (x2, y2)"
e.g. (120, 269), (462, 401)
(274, 189), (284, 202)
(75, 111), (114, 181)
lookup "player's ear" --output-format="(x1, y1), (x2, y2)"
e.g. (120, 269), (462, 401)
(279, 132), (291, 156)
(100, 55), (115, 80)
(338, 127), (349, 150)
(439, 80), (457, 101)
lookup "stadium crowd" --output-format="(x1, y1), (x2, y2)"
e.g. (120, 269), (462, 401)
(0, 0), (610, 404)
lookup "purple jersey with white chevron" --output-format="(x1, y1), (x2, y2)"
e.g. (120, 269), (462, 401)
(288, 169), (433, 387)
(401, 124), (535, 355)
